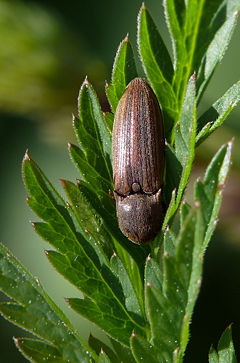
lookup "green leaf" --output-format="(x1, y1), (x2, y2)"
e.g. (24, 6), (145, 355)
(78, 78), (112, 178)
(146, 207), (203, 361)
(196, 11), (239, 101)
(61, 179), (114, 262)
(163, 143), (182, 205)
(110, 252), (144, 322)
(130, 333), (163, 363)
(194, 140), (233, 250)
(180, 201), (191, 228)
(168, 0), (239, 116)
(68, 143), (112, 193)
(88, 334), (119, 363)
(73, 115), (109, 181)
(137, 4), (177, 137)
(176, 208), (203, 358)
(218, 326), (237, 363)
(23, 153), (146, 348)
(99, 350), (112, 363)
(0, 243), (96, 363)
(163, 0), (186, 94)
(196, 80), (240, 145)
(106, 35), (138, 112)
(15, 338), (64, 363)
(209, 326), (237, 363)
(66, 296), (145, 347)
(110, 338), (136, 363)
(163, 74), (196, 227)
(144, 256), (163, 293)
(209, 346), (219, 363)
(104, 112), (114, 134)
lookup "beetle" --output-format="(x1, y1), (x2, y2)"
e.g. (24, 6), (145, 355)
(112, 78), (165, 244)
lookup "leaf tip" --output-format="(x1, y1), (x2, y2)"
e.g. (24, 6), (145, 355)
(44, 249), (50, 257)
(173, 347), (179, 357)
(13, 337), (20, 347)
(23, 150), (31, 162)
(123, 33), (129, 43)
(35, 277), (41, 286)
(76, 178), (82, 186)
(64, 297), (70, 304)
(66, 201), (72, 209)
(60, 178), (67, 186)
(112, 250), (118, 257)
(84, 75), (89, 85)
(190, 72), (196, 82)
(141, 2), (146, 11)
(67, 142), (72, 152)
(147, 254), (151, 261)
(131, 330), (136, 338)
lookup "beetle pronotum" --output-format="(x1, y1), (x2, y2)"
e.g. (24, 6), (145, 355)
(112, 78), (165, 244)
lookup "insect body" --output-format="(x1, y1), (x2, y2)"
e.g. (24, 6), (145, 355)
(112, 78), (165, 244)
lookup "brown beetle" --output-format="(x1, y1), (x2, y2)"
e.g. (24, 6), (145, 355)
(112, 78), (165, 244)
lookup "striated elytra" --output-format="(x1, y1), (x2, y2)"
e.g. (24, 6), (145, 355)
(112, 78), (165, 244)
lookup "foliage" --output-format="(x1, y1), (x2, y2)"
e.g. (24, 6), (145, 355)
(1, 1), (240, 362)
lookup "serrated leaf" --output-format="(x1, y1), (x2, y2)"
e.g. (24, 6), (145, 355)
(175, 75), (196, 165)
(104, 112), (114, 133)
(146, 208), (203, 361)
(209, 326), (237, 363)
(218, 326), (237, 363)
(196, 11), (239, 101)
(137, 4), (177, 137)
(164, 75), (196, 227)
(110, 338), (136, 363)
(77, 78), (112, 178)
(62, 179), (114, 262)
(66, 296), (145, 348)
(0, 243), (95, 363)
(180, 201), (191, 228)
(23, 153), (146, 348)
(88, 334), (119, 363)
(68, 143), (112, 193)
(163, 0), (186, 94)
(23, 153), (108, 270)
(176, 208), (203, 358)
(168, 0), (239, 118)
(73, 115), (110, 181)
(46, 249), (146, 347)
(99, 350), (112, 363)
(197, 80), (240, 145)
(15, 338), (64, 363)
(163, 228), (176, 257)
(130, 333), (163, 363)
(209, 346), (219, 363)
(144, 256), (163, 292)
(110, 253), (144, 322)
(194, 140), (233, 250)
(163, 143), (182, 205)
(106, 35), (138, 112)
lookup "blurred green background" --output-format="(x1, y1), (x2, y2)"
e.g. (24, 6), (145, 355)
(0, 1), (239, 362)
